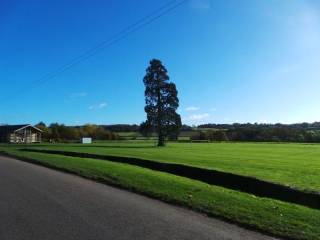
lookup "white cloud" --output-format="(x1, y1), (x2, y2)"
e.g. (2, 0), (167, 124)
(189, 0), (211, 11)
(188, 113), (210, 120)
(99, 102), (107, 108)
(69, 92), (87, 98)
(89, 102), (107, 110)
(210, 107), (217, 112)
(183, 112), (211, 125)
(185, 106), (200, 111)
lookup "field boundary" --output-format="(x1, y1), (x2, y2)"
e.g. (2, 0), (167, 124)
(20, 148), (320, 210)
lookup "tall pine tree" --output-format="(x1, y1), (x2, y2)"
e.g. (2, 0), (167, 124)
(143, 59), (181, 146)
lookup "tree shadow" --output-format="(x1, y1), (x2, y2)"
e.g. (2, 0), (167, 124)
(64, 145), (157, 149)
(22, 143), (158, 149)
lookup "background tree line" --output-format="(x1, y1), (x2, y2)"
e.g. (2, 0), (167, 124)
(36, 122), (120, 142)
(192, 123), (320, 143)
(34, 121), (320, 143)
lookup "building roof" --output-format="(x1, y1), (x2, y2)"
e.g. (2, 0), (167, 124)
(0, 124), (43, 133)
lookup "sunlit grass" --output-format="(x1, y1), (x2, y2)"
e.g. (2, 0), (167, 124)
(12, 141), (320, 192)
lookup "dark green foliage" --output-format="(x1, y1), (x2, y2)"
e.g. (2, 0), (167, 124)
(103, 124), (139, 132)
(35, 122), (51, 140)
(197, 123), (320, 143)
(143, 59), (181, 146)
(139, 121), (153, 138)
(181, 124), (193, 131)
(208, 130), (229, 141)
(191, 130), (228, 141)
(227, 127), (320, 142)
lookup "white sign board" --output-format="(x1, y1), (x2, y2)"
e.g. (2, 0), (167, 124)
(82, 138), (92, 144)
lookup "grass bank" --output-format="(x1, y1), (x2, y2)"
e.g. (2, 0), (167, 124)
(20, 148), (320, 210)
(16, 142), (320, 192)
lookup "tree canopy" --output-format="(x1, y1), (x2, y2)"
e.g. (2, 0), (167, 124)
(143, 59), (181, 146)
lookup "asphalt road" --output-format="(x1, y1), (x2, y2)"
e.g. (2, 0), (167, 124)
(0, 156), (278, 240)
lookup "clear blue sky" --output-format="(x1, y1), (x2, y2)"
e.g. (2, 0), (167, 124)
(1, 0), (320, 126)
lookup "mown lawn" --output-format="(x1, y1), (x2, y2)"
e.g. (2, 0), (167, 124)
(0, 147), (320, 240)
(10, 141), (320, 192)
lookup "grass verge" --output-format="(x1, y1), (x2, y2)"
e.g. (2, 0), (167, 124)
(1, 148), (320, 240)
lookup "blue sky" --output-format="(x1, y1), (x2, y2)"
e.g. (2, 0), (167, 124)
(1, 0), (320, 125)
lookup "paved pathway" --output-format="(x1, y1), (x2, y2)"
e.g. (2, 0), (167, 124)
(0, 156), (279, 240)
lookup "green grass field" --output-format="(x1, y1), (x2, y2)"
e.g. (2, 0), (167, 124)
(13, 141), (320, 192)
(1, 141), (320, 239)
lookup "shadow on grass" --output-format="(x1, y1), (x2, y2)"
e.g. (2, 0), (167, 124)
(66, 145), (157, 149)
(19, 144), (157, 149)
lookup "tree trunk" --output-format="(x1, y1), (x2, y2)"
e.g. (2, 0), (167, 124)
(156, 79), (165, 147)
(158, 133), (165, 147)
